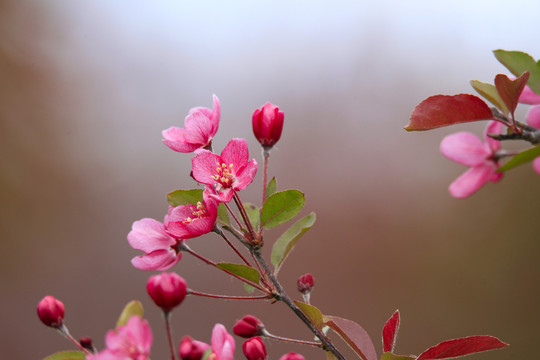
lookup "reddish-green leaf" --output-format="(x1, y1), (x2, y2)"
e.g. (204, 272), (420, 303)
(380, 353), (415, 360)
(494, 49), (540, 94)
(498, 145), (540, 172)
(405, 94), (493, 131)
(470, 80), (508, 114)
(324, 315), (377, 360)
(216, 263), (260, 284)
(494, 72), (529, 115)
(294, 300), (324, 330)
(416, 335), (508, 360)
(43, 351), (86, 360)
(116, 300), (143, 328)
(382, 310), (400, 353)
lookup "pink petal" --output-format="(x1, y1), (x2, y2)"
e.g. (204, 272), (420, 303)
(183, 111), (213, 145)
(188, 95), (220, 137)
(533, 156), (540, 175)
(233, 159), (258, 190)
(211, 324), (235, 360)
(221, 138), (250, 169)
(166, 205), (197, 238)
(128, 218), (176, 253)
(518, 84), (540, 105)
(211, 188), (234, 203)
(526, 105), (540, 129)
(448, 165), (494, 199)
(483, 121), (504, 152)
(131, 249), (181, 271)
(192, 150), (222, 185)
(162, 127), (200, 153)
(440, 132), (489, 166)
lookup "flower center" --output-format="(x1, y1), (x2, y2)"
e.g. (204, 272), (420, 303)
(211, 162), (235, 187)
(183, 202), (207, 223)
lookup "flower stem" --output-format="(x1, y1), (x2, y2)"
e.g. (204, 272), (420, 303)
(263, 330), (322, 348)
(261, 148), (270, 208)
(56, 325), (91, 355)
(233, 192), (257, 241)
(164, 312), (178, 360)
(250, 249), (346, 360)
(189, 289), (273, 300)
(214, 225), (251, 266)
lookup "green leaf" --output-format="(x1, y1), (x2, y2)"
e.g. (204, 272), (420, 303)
(493, 49), (540, 94)
(380, 353), (415, 360)
(243, 282), (256, 293)
(294, 300), (324, 330)
(405, 94), (493, 131)
(323, 315), (377, 360)
(266, 177), (277, 199)
(167, 189), (203, 207)
(470, 80), (508, 114)
(201, 348), (213, 360)
(498, 145), (540, 172)
(116, 300), (144, 328)
(243, 203), (260, 230)
(271, 212), (316, 274)
(326, 351), (339, 360)
(260, 190), (305, 229)
(216, 263), (260, 284)
(217, 203), (230, 225)
(43, 351), (86, 360)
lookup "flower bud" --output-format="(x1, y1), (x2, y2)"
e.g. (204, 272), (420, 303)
(297, 273), (314, 294)
(79, 337), (95, 353)
(179, 336), (209, 360)
(279, 352), (306, 360)
(233, 315), (265, 338)
(252, 102), (284, 147)
(37, 295), (65, 328)
(242, 337), (267, 360)
(147, 272), (187, 312)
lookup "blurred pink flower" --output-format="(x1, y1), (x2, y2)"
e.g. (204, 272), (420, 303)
(519, 85), (540, 175)
(440, 121), (504, 198)
(162, 95), (220, 153)
(88, 316), (152, 360)
(127, 216), (182, 271)
(192, 138), (257, 203)
(165, 186), (218, 239)
(209, 324), (235, 360)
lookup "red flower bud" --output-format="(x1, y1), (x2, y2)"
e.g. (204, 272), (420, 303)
(242, 336), (267, 360)
(79, 337), (95, 352)
(147, 272), (187, 312)
(179, 336), (209, 360)
(297, 273), (314, 294)
(233, 315), (264, 338)
(37, 295), (65, 328)
(279, 352), (306, 360)
(252, 102), (284, 147)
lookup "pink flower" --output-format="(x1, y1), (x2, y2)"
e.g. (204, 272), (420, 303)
(183, 324), (235, 360)
(233, 315), (265, 338)
(179, 336), (211, 360)
(252, 102), (284, 147)
(242, 337), (267, 360)
(146, 272), (187, 313)
(127, 216), (182, 271)
(192, 138), (258, 203)
(87, 316), (152, 360)
(519, 85), (540, 175)
(166, 186), (218, 239)
(440, 121), (504, 198)
(279, 353), (305, 360)
(162, 95), (220, 153)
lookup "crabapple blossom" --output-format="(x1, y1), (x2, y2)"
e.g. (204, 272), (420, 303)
(210, 324), (236, 360)
(165, 186), (218, 239)
(162, 95), (220, 153)
(192, 138), (257, 203)
(279, 353), (305, 360)
(179, 336), (211, 360)
(252, 102), (284, 147)
(242, 337), (267, 360)
(146, 272), (187, 313)
(233, 315), (264, 338)
(37, 296), (64, 328)
(127, 216), (182, 271)
(519, 85), (540, 175)
(87, 315), (152, 360)
(440, 121), (504, 198)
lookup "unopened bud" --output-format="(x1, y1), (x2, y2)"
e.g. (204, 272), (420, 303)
(37, 296), (65, 328)
(233, 315), (265, 338)
(79, 337), (95, 353)
(279, 352), (306, 360)
(147, 272), (187, 312)
(297, 273), (314, 294)
(242, 336), (267, 360)
(252, 102), (284, 148)
(179, 336), (210, 360)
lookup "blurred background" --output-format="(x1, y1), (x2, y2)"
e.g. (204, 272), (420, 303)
(1, 0), (539, 359)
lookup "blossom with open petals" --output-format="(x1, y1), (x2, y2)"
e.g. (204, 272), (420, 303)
(440, 121), (504, 198)
(192, 138), (257, 202)
(166, 186), (218, 239)
(87, 316), (152, 360)
(128, 216), (182, 271)
(162, 95), (220, 153)
(519, 85), (540, 175)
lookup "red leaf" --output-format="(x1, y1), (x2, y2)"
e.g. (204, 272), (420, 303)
(405, 94), (493, 131)
(494, 71), (529, 115)
(416, 335), (508, 360)
(324, 315), (377, 360)
(382, 310), (400, 353)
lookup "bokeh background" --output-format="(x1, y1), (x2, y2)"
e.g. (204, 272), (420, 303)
(1, 0), (539, 359)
